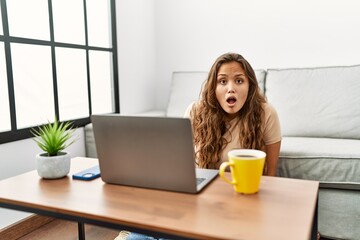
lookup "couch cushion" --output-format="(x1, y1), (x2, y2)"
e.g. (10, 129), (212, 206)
(166, 70), (266, 117)
(166, 72), (207, 117)
(265, 65), (360, 138)
(277, 137), (360, 185)
(318, 188), (360, 239)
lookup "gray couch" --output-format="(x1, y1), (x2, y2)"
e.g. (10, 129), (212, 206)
(85, 65), (360, 240)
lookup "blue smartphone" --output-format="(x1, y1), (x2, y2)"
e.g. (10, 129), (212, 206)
(72, 165), (100, 181)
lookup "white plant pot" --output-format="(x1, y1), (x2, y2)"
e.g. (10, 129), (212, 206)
(36, 152), (71, 179)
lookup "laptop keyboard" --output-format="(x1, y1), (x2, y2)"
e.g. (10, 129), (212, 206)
(196, 178), (206, 185)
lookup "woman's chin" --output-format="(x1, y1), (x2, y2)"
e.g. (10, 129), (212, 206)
(224, 112), (238, 120)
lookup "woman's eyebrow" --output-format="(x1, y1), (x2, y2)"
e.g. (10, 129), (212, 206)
(217, 73), (245, 78)
(234, 73), (245, 77)
(217, 73), (228, 78)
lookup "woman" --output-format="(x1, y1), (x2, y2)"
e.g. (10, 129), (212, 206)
(185, 52), (281, 176)
(115, 53), (282, 240)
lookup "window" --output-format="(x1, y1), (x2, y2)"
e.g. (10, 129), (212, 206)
(89, 50), (114, 114)
(11, 43), (54, 128)
(0, 5), (3, 35)
(0, 0), (119, 143)
(52, 0), (85, 44)
(7, 0), (50, 40)
(56, 47), (89, 120)
(0, 42), (11, 132)
(87, 0), (111, 48)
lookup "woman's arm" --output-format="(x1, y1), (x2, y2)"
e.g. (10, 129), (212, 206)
(264, 141), (281, 176)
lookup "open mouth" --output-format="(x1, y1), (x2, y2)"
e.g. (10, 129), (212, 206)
(226, 97), (237, 104)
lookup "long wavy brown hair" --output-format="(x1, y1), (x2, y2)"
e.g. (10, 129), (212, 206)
(191, 53), (266, 169)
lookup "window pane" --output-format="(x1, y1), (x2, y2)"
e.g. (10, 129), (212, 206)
(56, 47), (89, 121)
(11, 43), (55, 129)
(87, 0), (111, 48)
(7, 0), (50, 40)
(52, 0), (85, 44)
(89, 50), (113, 114)
(0, 43), (11, 132)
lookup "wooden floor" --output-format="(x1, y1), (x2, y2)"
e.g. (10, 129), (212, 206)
(18, 219), (119, 240)
(15, 218), (333, 240)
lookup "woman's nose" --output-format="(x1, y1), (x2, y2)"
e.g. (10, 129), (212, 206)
(227, 82), (235, 93)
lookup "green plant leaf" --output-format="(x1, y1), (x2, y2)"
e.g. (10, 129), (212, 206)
(30, 118), (77, 156)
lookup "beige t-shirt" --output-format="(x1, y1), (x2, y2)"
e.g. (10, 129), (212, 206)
(184, 102), (282, 167)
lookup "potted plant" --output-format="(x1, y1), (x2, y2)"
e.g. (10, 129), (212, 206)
(31, 119), (76, 179)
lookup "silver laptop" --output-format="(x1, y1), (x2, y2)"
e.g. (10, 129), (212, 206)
(91, 114), (218, 194)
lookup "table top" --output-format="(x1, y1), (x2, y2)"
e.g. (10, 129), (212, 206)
(0, 157), (319, 240)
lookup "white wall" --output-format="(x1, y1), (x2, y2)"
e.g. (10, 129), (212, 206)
(152, 0), (360, 110)
(117, 0), (156, 114)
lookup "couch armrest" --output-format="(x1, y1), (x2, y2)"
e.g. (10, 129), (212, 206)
(84, 123), (97, 158)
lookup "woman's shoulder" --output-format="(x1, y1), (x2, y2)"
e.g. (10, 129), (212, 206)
(261, 102), (282, 144)
(261, 102), (281, 125)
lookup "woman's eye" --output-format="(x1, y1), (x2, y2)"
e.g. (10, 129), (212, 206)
(218, 79), (226, 85)
(236, 79), (243, 84)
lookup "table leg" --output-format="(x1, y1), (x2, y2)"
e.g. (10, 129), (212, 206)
(78, 222), (85, 240)
(311, 195), (319, 240)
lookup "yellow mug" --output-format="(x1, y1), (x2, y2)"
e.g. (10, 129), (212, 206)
(219, 149), (266, 194)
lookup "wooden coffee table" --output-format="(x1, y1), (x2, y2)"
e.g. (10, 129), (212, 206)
(0, 157), (319, 240)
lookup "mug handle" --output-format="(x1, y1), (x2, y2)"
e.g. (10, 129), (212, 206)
(219, 162), (236, 185)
